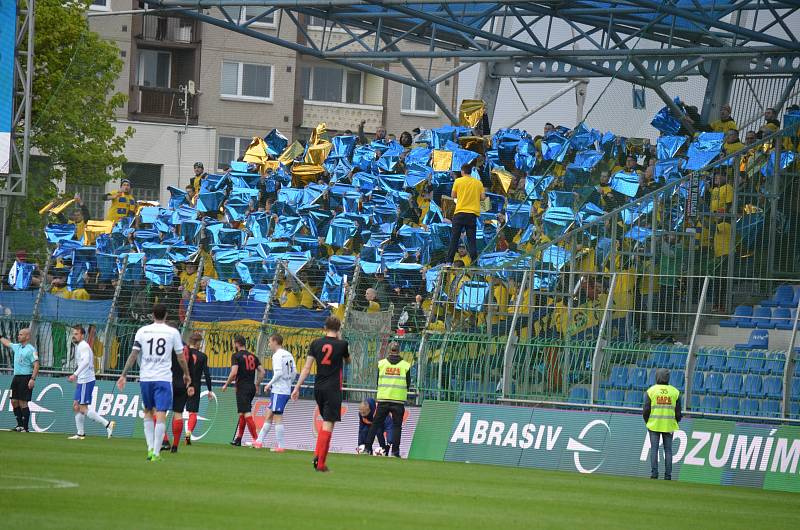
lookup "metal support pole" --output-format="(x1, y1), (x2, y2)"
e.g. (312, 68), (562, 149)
(485, 274), (494, 334)
(501, 270), (529, 400)
(684, 276), (711, 411)
(646, 195), (658, 333)
(341, 257), (361, 328)
(726, 156), (740, 311)
(505, 80), (583, 129)
(28, 250), (52, 345)
(590, 273), (617, 404)
(766, 139), (781, 277)
(101, 256), (129, 372)
(415, 271), (444, 405)
(180, 257), (204, 338)
(254, 261), (284, 357)
(781, 291), (800, 418)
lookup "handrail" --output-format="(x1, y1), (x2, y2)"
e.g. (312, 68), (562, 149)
(684, 275), (710, 411)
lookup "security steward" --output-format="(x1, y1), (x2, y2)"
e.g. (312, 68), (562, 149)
(364, 342), (411, 457)
(643, 368), (682, 480)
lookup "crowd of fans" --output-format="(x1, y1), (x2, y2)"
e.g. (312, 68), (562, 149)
(5, 99), (799, 335)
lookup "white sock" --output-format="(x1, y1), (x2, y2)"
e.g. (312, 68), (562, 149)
(75, 412), (85, 436)
(153, 421), (166, 456)
(258, 422), (272, 443)
(86, 409), (108, 428)
(274, 424), (285, 448)
(143, 418), (155, 452)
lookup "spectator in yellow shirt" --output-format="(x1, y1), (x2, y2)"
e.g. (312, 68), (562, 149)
(710, 172), (733, 214)
(710, 104), (738, 134)
(105, 179), (136, 223)
(447, 162), (486, 264)
(364, 288), (381, 313)
(455, 245), (473, 267)
(179, 262), (198, 298)
(723, 129), (745, 157)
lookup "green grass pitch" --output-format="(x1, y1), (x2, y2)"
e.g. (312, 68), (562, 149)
(1, 432), (797, 529)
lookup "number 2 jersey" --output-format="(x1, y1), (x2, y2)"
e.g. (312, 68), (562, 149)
(308, 337), (349, 391)
(133, 323), (184, 382)
(231, 349), (260, 389)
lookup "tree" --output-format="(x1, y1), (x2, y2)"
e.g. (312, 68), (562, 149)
(8, 0), (132, 258)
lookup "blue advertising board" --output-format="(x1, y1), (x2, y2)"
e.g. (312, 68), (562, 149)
(0, 2), (16, 174)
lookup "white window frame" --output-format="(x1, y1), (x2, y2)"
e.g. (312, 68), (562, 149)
(137, 49), (172, 89)
(400, 84), (440, 117)
(217, 136), (253, 170)
(239, 6), (278, 29)
(89, 0), (111, 12)
(303, 66), (365, 105)
(307, 16), (348, 33)
(220, 61), (274, 103)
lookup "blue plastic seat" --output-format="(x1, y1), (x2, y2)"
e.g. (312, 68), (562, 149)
(697, 351), (725, 372)
(719, 305), (753, 328)
(724, 352), (747, 373)
(740, 398), (760, 416)
(624, 390), (641, 407)
(605, 389), (626, 406)
(692, 371), (705, 393)
(719, 397), (740, 415)
(705, 372), (724, 394)
(647, 348), (671, 368)
(762, 376), (782, 399)
(753, 307), (775, 329)
(671, 370), (685, 391)
(601, 366), (630, 389)
(744, 351), (768, 374)
(760, 284), (795, 307)
(734, 330), (769, 350)
(791, 402), (800, 419)
(743, 374), (764, 398)
(793, 378), (800, 399)
(568, 386), (590, 404)
(722, 373), (745, 397)
(690, 394), (702, 410)
(763, 353), (785, 375)
(771, 307), (794, 330)
(668, 353), (686, 370)
(629, 367), (649, 390)
(761, 400), (781, 417)
(702, 395), (721, 413)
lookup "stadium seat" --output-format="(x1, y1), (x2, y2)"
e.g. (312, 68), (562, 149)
(791, 378), (800, 399)
(668, 353), (686, 370)
(702, 395), (721, 413)
(671, 370), (685, 391)
(721, 374), (745, 397)
(690, 394), (702, 410)
(763, 353), (785, 375)
(743, 374), (763, 398)
(734, 330), (769, 350)
(568, 386), (590, 404)
(601, 366), (630, 389)
(744, 351), (767, 374)
(629, 367), (649, 390)
(624, 390), (641, 407)
(719, 397), (740, 415)
(752, 307), (775, 329)
(605, 389), (626, 406)
(724, 352), (747, 373)
(761, 400), (781, 417)
(740, 398), (760, 416)
(719, 305), (753, 328)
(760, 285), (795, 307)
(696, 350), (725, 372)
(643, 348), (671, 368)
(791, 402), (800, 419)
(691, 371), (705, 393)
(770, 308), (794, 330)
(705, 372), (724, 394)
(762, 376), (782, 399)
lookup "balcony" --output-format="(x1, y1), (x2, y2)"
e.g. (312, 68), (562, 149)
(129, 86), (198, 124)
(137, 16), (200, 46)
(301, 100), (383, 133)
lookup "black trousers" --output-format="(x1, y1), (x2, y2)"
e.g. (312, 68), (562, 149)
(447, 212), (478, 263)
(365, 401), (404, 456)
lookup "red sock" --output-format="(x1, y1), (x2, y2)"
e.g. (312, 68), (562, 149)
(236, 417), (245, 440)
(188, 413), (198, 433)
(318, 430), (332, 469)
(245, 417), (258, 439)
(172, 418), (183, 446)
(314, 432), (324, 457)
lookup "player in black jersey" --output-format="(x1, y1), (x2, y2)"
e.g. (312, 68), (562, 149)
(162, 344), (196, 452)
(222, 335), (264, 446)
(292, 316), (350, 472)
(184, 332), (213, 445)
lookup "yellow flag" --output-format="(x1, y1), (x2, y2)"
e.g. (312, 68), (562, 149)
(84, 220), (114, 246)
(278, 141), (305, 165)
(309, 123), (327, 146)
(304, 140), (333, 166)
(459, 99), (485, 128)
(491, 168), (514, 194)
(243, 136), (269, 165)
(431, 150), (453, 172)
(51, 199), (77, 215)
(39, 199), (58, 215)
(291, 163), (324, 187)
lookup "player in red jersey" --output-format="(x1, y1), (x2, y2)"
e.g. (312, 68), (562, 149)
(222, 335), (264, 446)
(291, 316), (350, 472)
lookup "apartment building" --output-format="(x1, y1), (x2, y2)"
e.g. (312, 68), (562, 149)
(83, 1), (458, 217)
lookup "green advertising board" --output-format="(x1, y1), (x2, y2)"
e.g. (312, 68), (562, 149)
(409, 401), (800, 493)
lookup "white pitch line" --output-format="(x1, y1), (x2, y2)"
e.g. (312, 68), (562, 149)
(0, 476), (79, 490)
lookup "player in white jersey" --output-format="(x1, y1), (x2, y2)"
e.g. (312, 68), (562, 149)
(254, 334), (296, 451)
(67, 325), (115, 440)
(117, 304), (190, 462)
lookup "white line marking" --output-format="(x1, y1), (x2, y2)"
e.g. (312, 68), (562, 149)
(0, 476), (79, 490)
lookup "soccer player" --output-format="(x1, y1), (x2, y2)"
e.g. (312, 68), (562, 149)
(291, 316), (350, 472)
(1, 328), (39, 432)
(221, 335), (264, 446)
(184, 332), (213, 445)
(254, 333), (296, 451)
(162, 342), (197, 453)
(67, 325), (115, 439)
(117, 304), (191, 462)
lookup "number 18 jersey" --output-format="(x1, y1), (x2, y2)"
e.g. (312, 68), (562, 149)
(308, 337), (349, 391)
(133, 323), (184, 382)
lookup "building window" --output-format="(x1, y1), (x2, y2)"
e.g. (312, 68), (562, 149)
(138, 49), (171, 88)
(401, 85), (437, 114)
(122, 163), (162, 203)
(301, 66), (362, 104)
(90, 0), (110, 11)
(65, 182), (106, 221)
(221, 61), (272, 101)
(217, 136), (252, 171)
(241, 6), (276, 27)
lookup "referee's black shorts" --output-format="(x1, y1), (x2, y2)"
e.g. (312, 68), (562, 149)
(10, 375), (32, 401)
(236, 384), (256, 414)
(314, 387), (343, 423)
(172, 385), (188, 413)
